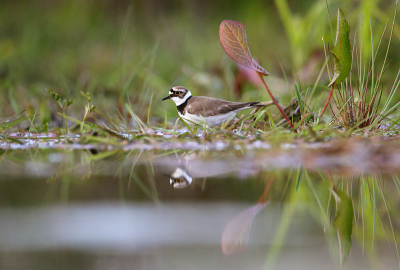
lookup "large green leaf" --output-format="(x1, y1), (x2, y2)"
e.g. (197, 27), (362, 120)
(331, 189), (353, 265)
(328, 9), (352, 87)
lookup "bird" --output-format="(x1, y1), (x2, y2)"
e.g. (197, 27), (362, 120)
(162, 86), (269, 127)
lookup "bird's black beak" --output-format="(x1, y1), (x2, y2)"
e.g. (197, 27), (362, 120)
(162, 95), (170, 101)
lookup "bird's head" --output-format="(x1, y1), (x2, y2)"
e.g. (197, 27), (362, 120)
(162, 86), (192, 106)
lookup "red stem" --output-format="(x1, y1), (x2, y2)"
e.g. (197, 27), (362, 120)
(320, 84), (335, 118)
(257, 72), (295, 130)
(326, 169), (336, 191)
(258, 176), (274, 204)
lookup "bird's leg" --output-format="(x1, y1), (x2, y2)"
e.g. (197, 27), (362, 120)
(200, 124), (207, 140)
(200, 129), (206, 140)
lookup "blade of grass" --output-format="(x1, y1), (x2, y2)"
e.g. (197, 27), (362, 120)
(179, 118), (194, 134)
(265, 111), (276, 130)
(294, 82), (304, 115)
(25, 107), (39, 139)
(381, 177), (400, 268)
(57, 113), (92, 131)
(125, 104), (146, 133)
(295, 167), (304, 192)
(147, 92), (154, 127)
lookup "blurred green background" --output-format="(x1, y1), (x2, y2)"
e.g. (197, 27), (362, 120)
(0, 0), (399, 125)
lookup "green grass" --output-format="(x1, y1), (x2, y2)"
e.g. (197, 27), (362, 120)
(0, 0), (398, 125)
(0, 2), (399, 147)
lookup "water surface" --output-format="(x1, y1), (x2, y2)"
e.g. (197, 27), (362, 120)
(0, 140), (399, 270)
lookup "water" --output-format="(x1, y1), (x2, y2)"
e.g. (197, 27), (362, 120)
(0, 140), (399, 269)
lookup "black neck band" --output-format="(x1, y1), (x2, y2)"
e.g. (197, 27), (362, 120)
(177, 96), (192, 115)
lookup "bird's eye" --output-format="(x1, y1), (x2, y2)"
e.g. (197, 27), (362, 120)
(174, 91), (181, 96)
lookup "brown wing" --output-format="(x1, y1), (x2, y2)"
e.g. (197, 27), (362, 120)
(185, 96), (259, 117)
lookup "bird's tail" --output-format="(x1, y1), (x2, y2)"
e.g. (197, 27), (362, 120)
(249, 100), (282, 116)
(249, 100), (274, 108)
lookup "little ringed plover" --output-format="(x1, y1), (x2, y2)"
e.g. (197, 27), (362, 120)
(162, 86), (265, 126)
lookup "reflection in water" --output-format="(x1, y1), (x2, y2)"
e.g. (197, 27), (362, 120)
(168, 167), (193, 188)
(165, 152), (259, 189)
(166, 159), (271, 255)
(221, 177), (273, 256)
(0, 148), (399, 269)
(221, 202), (268, 255)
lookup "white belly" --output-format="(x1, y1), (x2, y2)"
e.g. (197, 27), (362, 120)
(179, 112), (236, 126)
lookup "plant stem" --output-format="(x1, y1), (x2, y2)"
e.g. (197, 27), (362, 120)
(81, 109), (88, 135)
(258, 176), (274, 204)
(326, 169), (336, 191)
(257, 72), (295, 129)
(63, 109), (68, 135)
(320, 83), (335, 118)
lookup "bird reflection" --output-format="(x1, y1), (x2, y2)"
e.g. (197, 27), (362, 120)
(168, 167), (193, 188)
(165, 153), (258, 189)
